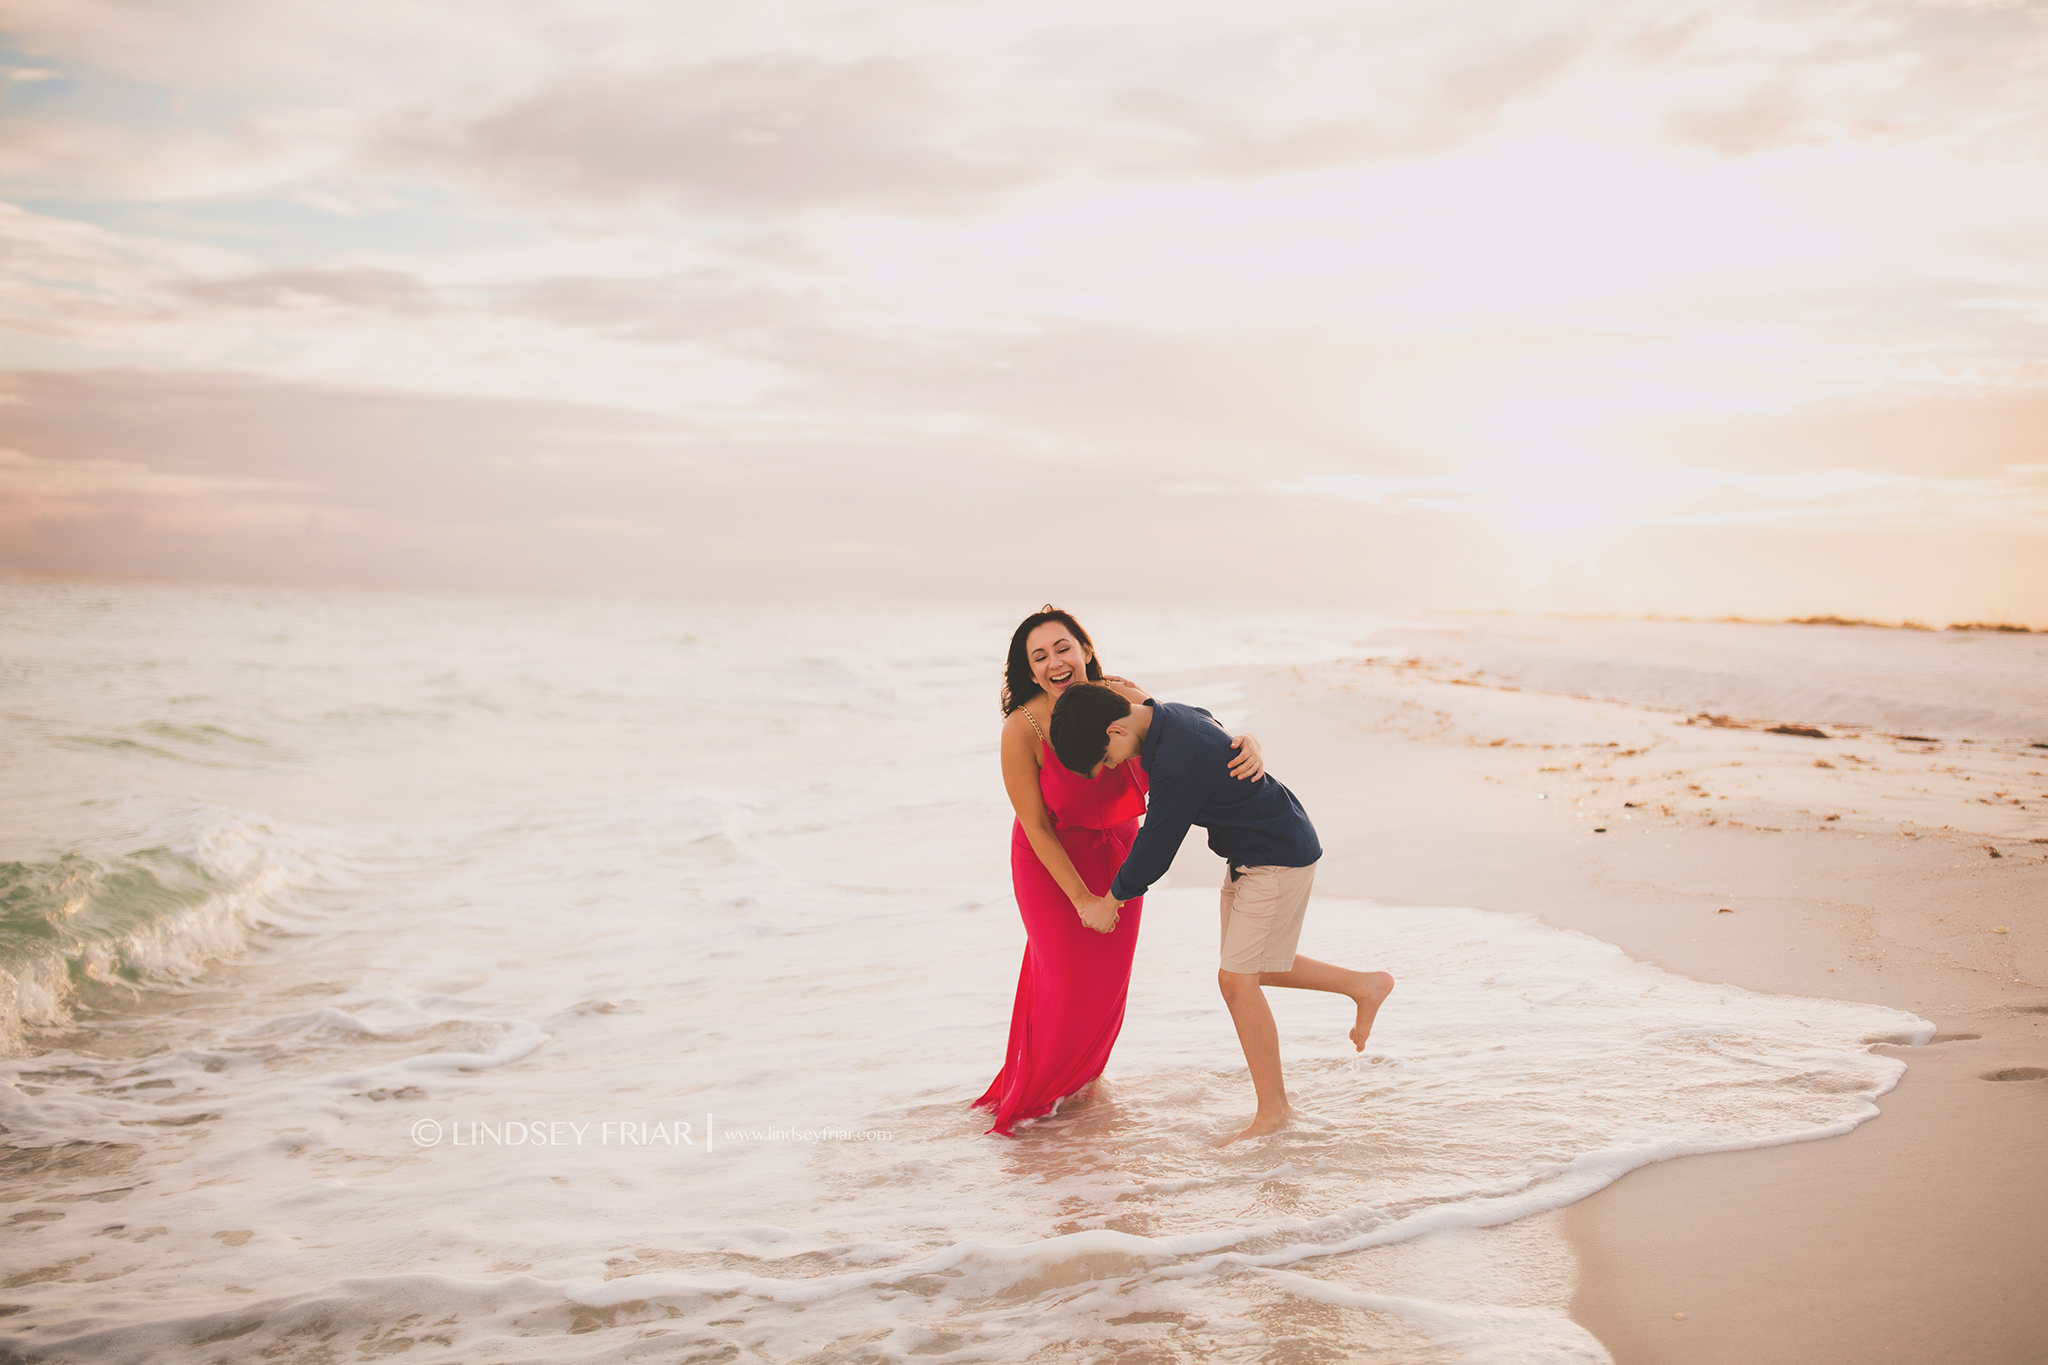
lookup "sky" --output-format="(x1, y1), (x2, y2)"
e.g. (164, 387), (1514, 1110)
(0, 0), (2044, 622)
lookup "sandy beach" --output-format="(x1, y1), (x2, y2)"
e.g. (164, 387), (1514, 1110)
(1181, 619), (2048, 1364)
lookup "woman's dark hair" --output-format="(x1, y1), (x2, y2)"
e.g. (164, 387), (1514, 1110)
(1001, 605), (1104, 715)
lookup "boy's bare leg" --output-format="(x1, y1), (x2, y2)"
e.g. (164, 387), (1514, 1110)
(1257, 955), (1396, 1051)
(1217, 969), (1289, 1143)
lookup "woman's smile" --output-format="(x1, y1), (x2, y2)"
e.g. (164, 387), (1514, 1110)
(1025, 620), (1090, 695)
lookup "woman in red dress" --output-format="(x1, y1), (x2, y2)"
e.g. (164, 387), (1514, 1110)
(972, 606), (1261, 1136)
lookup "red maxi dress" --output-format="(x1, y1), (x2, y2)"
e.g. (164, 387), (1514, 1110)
(973, 741), (1148, 1136)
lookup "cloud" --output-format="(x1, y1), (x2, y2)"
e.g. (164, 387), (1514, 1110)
(2, 2), (2046, 624)
(0, 367), (683, 489)
(0, 367), (714, 585)
(137, 248), (1476, 474)
(7, 0), (2048, 227)
(1568, 518), (2048, 626)
(1095, 28), (1588, 180)
(0, 105), (355, 202)
(384, 56), (1048, 218)
(0, 445), (301, 502)
(0, 200), (249, 346)
(1642, 0), (2048, 158)
(0, 0), (553, 103)
(1662, 79), (1808, 157)
(543, 517), (665, 536)
(3, 367), (2040, 622)
(370, 22), (1610, 224)
(499, 272), (809, 343)
(0, 366), (1500, 604)
(1630, 389), (2048, 476)
(1274, 445), (2048, 544)
(1651, 465), (2048, 530)
(176, 265), (439, 314)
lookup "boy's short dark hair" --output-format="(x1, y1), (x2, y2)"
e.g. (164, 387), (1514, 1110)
(1050, 681), (1133, 774)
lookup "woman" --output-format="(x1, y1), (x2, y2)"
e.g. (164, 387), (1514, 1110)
(972, 606), (1261, 1136)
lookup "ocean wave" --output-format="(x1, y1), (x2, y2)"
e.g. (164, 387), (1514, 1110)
(0, 804), (348, 1054)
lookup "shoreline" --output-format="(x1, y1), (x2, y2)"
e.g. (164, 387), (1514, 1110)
(1175, 649), (2048, 1364)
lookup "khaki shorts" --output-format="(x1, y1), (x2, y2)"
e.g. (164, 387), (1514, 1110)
(1218, 861), (1316, 974)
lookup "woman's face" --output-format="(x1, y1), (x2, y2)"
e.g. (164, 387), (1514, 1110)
(1024, 620), (1092, 698)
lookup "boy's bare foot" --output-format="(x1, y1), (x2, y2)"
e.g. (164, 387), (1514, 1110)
(1221, 1108), (1291, 1145)
(1349, 971), (1395, 1051)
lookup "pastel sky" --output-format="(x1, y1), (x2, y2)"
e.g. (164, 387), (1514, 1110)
(1, 0), (2044, 621)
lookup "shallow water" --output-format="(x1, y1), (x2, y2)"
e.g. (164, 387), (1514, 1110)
(0, 579), (1936, 1363)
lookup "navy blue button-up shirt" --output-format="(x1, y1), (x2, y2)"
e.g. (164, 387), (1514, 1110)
(1108, 700), (1322, 903)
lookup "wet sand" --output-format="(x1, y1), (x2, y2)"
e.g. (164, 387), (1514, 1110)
(1163, 647), (2048, 1364)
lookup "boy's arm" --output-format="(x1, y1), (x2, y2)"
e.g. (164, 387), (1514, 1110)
(1105, 770), (1209, 903)
(1073, 779), (1201, 932)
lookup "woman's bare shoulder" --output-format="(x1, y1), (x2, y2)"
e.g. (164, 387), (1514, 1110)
(1004, 702), (1050, 745)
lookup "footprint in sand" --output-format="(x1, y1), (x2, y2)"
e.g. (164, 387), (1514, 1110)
(1980, 1066), (2048, 1082)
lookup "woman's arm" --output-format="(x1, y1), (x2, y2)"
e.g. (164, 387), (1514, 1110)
(1099, 674), (1150, 702)
(1000, 714), (1106, 924)
(1101, 674), (1255, 778)
(1228, 733), (1264, 781)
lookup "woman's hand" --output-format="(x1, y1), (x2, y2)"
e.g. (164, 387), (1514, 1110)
(1228, 733), (1264, 781)
(1075, 893), (1121, 934)
(1099, 674), (1151, 702)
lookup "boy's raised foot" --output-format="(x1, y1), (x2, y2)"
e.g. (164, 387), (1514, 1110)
(1350, 971), (1395, 1051)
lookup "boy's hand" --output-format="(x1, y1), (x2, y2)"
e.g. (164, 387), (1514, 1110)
(1075, 894), (1122, 933)
(1228, 733), (1264, 781)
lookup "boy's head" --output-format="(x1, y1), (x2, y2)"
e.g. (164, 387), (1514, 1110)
(1051, 681), (1140, 774)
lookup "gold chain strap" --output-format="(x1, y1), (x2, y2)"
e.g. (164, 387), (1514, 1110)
(1022, 707), (1048, 746)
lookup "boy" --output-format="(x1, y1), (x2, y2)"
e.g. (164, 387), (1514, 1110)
(1050, 681), (1394, 1143)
